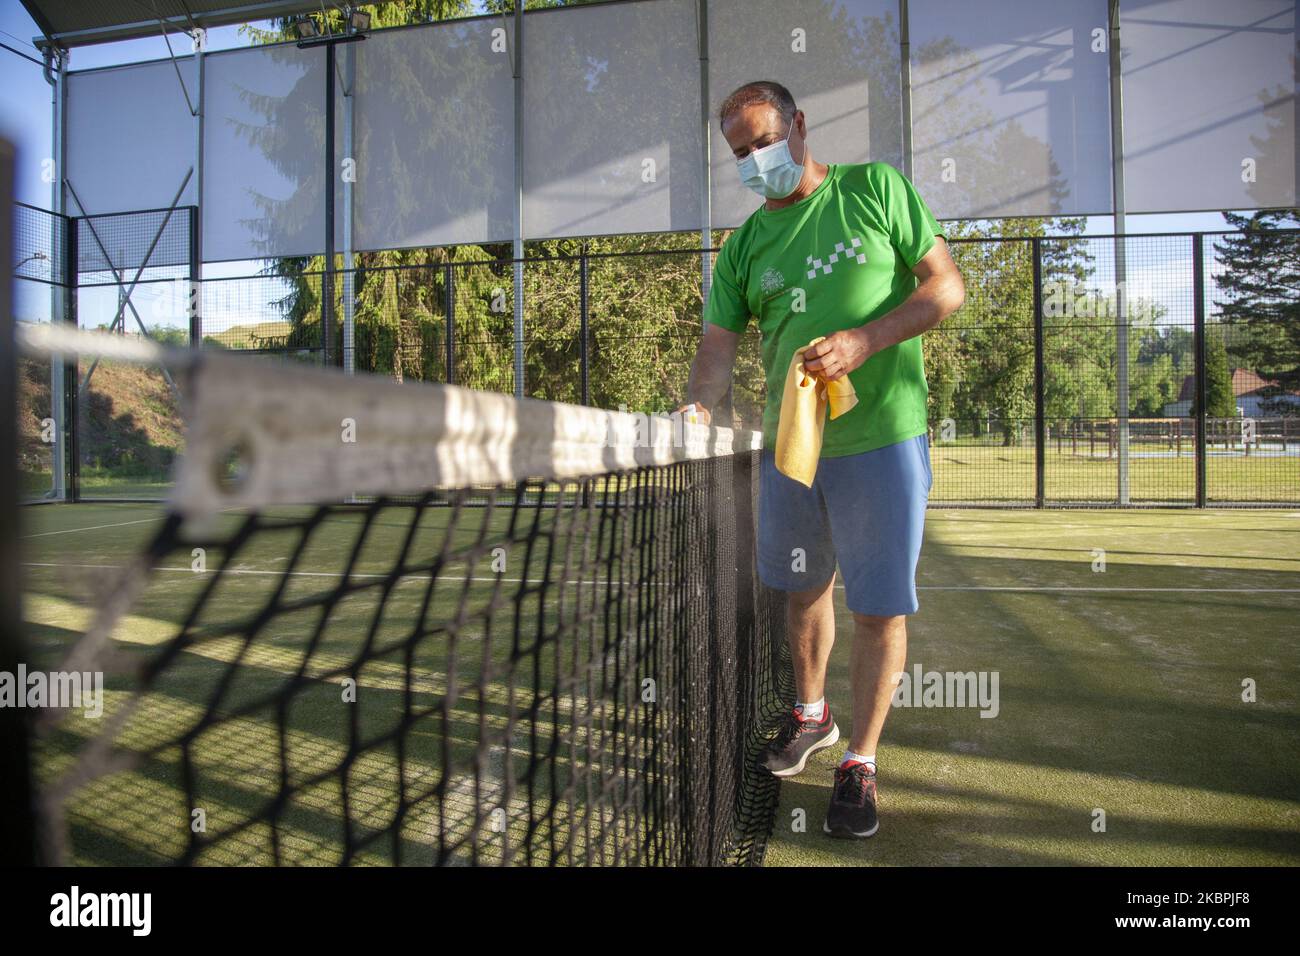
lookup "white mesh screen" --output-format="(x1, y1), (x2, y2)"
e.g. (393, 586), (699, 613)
(707, 0), (902, 231)
(1121, 0), (1297, 213)
(67, 60), (198, 216)
(909, 0), (1114, 220)
(203, 43), (327, 262)
(337, 18), (516, 252)
(522, 0), (703, 239)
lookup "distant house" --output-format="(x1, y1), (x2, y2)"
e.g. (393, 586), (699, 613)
(1163, 369), (1300, 417)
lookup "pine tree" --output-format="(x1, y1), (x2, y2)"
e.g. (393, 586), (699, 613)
(1214, 209), (1299, 414)
(1203, 329), (1236, 418)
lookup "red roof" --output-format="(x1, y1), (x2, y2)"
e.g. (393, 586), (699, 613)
(1176, 368), (1294, 402)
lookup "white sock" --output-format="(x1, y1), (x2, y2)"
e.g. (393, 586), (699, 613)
(841, 750), (876, 771)
(795, 697), (825, 722)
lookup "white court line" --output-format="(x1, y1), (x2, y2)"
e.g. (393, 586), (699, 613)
(23, 562), (395, 580)
(18, 563), (1300, 594)
(23, 562), (580, 585)
(21, 517), (161, 539)
(914, 585), (1300, 593)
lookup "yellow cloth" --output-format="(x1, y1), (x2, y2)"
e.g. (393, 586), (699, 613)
(774, 337), (859, 487)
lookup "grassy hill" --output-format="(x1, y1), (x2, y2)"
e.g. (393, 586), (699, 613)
(18, 321), (309, 498)
(18, 356), (183, 495)
(203, 320), (298, 351)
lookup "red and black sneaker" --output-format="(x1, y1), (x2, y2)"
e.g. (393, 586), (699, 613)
(760, 705), (840, 778)
(823, 761), (879, 838)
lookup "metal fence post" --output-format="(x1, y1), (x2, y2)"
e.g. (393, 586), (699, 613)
(322, 42), (336, 368)
(1033, 236), (1045, 508)
(65, 214), (79, 502)
(444, 261), (455, 385)
(188, 205), (200, 347)
(580, 252), (590, 407)
(1109, 0), (1131, 506)
(1193, 232), (1207, 507)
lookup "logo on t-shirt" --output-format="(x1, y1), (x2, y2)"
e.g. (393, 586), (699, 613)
(806, 237), (868, 279)
(759, 267), (786, 295)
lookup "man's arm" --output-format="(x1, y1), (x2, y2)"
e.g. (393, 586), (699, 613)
(801, 237), (965, 382)
(682, 323), (742, 426)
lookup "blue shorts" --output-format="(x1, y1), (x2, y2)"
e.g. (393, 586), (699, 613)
(758, 434), (931, 616)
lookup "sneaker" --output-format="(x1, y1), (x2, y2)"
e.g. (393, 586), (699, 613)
(760, 705), (840, 777)
(823, 761), (879, 838)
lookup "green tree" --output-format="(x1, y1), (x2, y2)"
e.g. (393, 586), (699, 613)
(938, 218), (1092, 445)
(1215, 209), (1300, 415)
(1203, 329), (1237, 418)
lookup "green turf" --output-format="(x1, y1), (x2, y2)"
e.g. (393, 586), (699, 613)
(19, 503), (1300, 867)
(930, 442), (1299, 503)
(764, 508), (1300, 866)
(21, 469), (172, 500)
(19, 498), (684, 866)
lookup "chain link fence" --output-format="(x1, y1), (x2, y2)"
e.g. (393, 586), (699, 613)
(13, 203), (1298, 506)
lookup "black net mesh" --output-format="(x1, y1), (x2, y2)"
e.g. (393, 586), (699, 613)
(37, 450), (791, 866)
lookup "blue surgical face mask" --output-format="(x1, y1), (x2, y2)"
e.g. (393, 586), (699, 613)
(736, 121), (804, 199)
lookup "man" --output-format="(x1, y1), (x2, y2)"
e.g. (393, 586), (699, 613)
(683, 80), (965, 839)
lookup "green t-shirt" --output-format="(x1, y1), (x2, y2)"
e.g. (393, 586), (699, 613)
(704, 162), (945, 457)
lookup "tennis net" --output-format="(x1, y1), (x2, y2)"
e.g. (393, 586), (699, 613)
(19, 326), (792, 867)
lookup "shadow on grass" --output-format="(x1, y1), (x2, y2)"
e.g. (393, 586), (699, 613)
(767, 511), (1300, 866)
(30, 490), (787, 868)
(43, 661), (672, 867)
(773, 773), (1300, 866)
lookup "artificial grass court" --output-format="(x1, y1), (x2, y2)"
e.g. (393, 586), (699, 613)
(766, 508), (1300, 867)
(17, 502), (1300, 866)
(20, 491), (707, 866)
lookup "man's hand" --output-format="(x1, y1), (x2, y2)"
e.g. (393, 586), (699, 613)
(673, 402), (712, 426)
(682, 324), (739, 427)
(800, 328), (874, 383)
(803, 240), (965, 384)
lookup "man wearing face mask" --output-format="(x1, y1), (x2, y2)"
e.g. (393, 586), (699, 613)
(681, 80), (965, 840)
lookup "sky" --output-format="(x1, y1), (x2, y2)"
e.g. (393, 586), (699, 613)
(0, 0), (1237, 332)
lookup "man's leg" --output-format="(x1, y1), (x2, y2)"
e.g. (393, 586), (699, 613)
(759, 573), (842, 775)
(787, 572), (837, 705)
(817, 434), (930, 837)
(820, 616), (904, 839)
(848, 613), (907, 756)
(756, 451), (842, 776)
